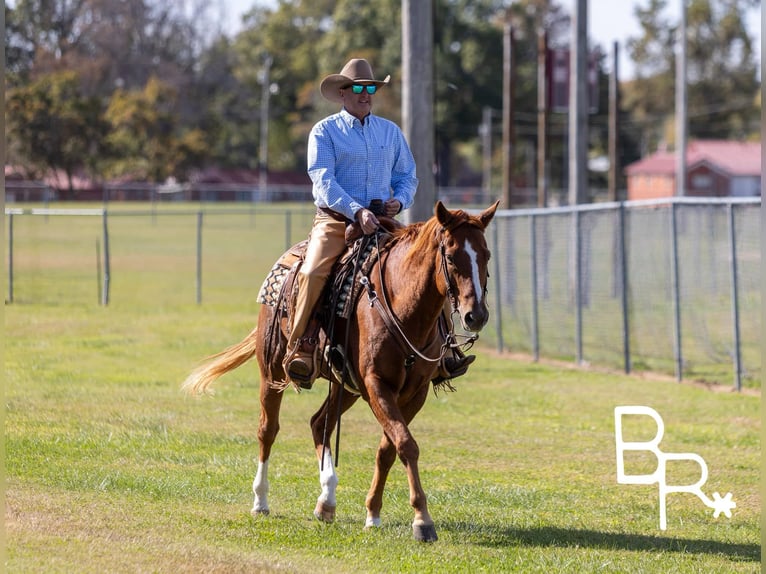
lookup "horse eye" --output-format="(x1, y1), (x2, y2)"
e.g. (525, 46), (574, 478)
(446, 254), (455, 265)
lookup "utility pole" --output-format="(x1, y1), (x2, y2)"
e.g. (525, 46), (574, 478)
(608, 41), (620, 202)
(675, 0), (687, 197)
(536, 27), (549, 208)
(502, 20), (516, 209)
(259, 54), (272, 198)
(568, 0), (588, 206)
(481, 106), (493, 202)
(402, 0), (434, 223)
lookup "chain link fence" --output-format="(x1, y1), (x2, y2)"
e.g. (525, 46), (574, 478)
(487, 197), (760, 390)
(5, 197), (760, 390)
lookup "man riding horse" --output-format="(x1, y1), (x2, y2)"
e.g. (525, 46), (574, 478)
(283, 57), (474, 388)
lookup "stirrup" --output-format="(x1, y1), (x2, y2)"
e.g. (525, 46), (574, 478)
(284, 339), (318, 389)
(432, 353), (475, 385)
(324, 345), (362, 395)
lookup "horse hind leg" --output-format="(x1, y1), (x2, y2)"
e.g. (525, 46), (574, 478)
(310, 388), (359, 523)
(365, 433), (397, 529)
(251, 367), (285, 517)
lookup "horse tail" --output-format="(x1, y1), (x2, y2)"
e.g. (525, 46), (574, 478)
(181, 327), (259, 395)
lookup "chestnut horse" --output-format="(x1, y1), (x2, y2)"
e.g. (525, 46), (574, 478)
(182, 201), (498, 542)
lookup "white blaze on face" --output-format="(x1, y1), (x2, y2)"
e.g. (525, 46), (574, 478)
(464, 238), (484, 305)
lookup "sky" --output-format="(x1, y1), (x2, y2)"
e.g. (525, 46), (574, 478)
(217, 0), (762, 80)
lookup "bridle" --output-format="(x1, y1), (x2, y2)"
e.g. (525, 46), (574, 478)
(360, 224), (482, 367)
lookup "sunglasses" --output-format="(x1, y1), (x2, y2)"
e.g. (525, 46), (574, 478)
(348, 84), (377, 95)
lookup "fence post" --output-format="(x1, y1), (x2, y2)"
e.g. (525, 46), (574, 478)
(574, 209), (583, 364)
(669, 203), (682, 381)
(285, 210), (292, 251)
(619, 203), (631, 374)
(492, 220), (503, 353)
(196, 211), (203, 305)
(530, 214), (539, 361)
(96, 239), (102, 305)
(727, 204), (742, 391)
(101, 209), (111, 306)
(8, 213), (14, 303)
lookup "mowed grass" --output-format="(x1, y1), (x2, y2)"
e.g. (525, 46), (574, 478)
(4, 203), (761, 572)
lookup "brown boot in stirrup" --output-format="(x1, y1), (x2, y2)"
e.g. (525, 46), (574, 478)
(284, 338), (319, 390)
(432, 350), (476, 386)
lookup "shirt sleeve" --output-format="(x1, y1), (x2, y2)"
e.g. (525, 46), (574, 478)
(307, 122), (360, 220)
(390, 129), (418, 211)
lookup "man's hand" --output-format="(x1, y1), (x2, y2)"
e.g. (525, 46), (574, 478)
(356, 208), (380, 235)
(384, 199), (401, 217)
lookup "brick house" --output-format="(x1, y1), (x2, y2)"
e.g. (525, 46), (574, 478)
(624, 140), (761, 200)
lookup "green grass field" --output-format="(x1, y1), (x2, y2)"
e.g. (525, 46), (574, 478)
(4, 203), (761, 572)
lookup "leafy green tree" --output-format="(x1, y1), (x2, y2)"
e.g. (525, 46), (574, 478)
(624, 0), (759, 151)
(6, 71), (109, 197)
(104, 76), (208, 182)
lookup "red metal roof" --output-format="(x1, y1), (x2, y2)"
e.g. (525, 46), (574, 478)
(625, 140), (761, 177)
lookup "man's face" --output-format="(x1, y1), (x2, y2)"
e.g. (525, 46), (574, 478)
(341, 84), (375, 122)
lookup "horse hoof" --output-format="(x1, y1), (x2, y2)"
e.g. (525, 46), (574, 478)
(251, 508), (270, 517)
(314, 501), (336, 523)
(413, 523), (438, 542)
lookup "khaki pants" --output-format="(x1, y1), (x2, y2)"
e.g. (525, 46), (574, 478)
(287, 211), (348, 350)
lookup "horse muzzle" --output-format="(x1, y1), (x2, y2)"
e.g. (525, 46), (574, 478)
(460, 305), (489, 332)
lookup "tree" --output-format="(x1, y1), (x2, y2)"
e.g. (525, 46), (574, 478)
(6, 71), (109, 196)
(624, 0), (760, 152)
(104, 76), (208, 182)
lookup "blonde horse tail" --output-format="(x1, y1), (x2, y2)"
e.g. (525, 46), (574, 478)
(182, 327), (259, 395)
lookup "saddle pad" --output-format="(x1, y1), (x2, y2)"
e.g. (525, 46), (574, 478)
(257, 263), (290, 307)
(257, 240), (307, 306)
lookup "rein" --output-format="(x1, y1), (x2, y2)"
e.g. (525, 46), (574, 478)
(361, 228), (476, 366)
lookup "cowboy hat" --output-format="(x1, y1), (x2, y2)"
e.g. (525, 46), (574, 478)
(319, 58), (391, 103)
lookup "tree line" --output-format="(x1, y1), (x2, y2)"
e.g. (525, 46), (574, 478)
(5, 0), (760, 200)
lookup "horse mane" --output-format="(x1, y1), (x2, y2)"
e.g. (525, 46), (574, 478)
(390, 208), (480, 265)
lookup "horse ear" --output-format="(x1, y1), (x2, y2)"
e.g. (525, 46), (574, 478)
(478, 200), (500, 229)
(435, 200), (453, 226)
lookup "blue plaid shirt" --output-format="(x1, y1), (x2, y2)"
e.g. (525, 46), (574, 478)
(307, 109), (418, 221)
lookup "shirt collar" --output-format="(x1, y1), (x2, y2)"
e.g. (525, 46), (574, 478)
(340, 108), (372, 128)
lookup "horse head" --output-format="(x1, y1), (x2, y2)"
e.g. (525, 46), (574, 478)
(434, 200), (499, 332)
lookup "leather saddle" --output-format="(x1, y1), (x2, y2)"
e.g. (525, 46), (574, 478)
(256, 217), (402, 392)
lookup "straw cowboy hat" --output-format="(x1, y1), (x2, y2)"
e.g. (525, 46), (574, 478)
(319, 58), (391, 103)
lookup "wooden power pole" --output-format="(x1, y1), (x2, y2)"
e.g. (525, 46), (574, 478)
(608, 41), (620, 202)
(675, 0), (687, 197)
(568, 0), (588, 206)
(537, 27), (549, 208)
(502, 20), (516, 209)
(402, 0), (434, 223)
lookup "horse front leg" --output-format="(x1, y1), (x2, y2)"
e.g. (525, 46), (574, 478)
(252, 377), (284, 517)
(313, 444), (338, 522)
(366, 382), (436, 542)
(309, 388), (359, 523)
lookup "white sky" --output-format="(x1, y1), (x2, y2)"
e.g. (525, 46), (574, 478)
(217, 0), (762, 80)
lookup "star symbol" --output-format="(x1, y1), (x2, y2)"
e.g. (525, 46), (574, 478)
(711, 492), (736, 518)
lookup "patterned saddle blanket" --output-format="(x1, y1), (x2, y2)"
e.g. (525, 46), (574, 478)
(256, 231), (388, 320)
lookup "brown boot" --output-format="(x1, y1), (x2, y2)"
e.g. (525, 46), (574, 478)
(284, 338), (318, 389)
(432, 352), (475, 385)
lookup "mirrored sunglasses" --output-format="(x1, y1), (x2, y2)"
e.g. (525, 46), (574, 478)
(350, 84), (377, 95)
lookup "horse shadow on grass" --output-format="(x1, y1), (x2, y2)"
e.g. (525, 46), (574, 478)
(441, 522), (760, 563)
